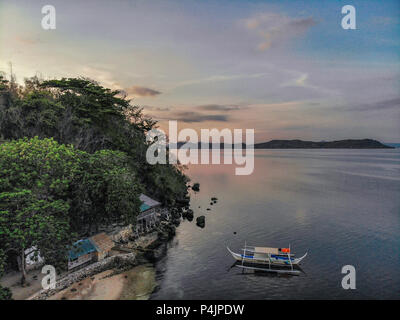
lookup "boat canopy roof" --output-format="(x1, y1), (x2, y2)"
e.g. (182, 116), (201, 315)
(253, 247), (279, 254)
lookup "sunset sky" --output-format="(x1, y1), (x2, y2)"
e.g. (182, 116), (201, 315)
(1, 0), (399, 142)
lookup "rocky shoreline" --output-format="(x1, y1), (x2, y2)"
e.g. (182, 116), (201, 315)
(33, 252), (137, 299)
(31, 206), (184, 300)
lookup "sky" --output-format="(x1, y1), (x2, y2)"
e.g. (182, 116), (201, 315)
(0, 0), (399, 142)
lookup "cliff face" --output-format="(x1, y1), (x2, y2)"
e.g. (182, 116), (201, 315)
(254, 139), (394, 149)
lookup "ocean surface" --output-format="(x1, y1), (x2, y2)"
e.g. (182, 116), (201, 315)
(151, 150), (400, 299)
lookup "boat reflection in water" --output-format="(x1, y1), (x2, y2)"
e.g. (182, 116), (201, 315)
(228, 261), (305, 277)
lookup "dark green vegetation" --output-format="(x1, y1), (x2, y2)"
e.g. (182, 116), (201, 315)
(0, 74), (189, 295)
(0, 249), (12, 300)
(254, 139), (393, 149)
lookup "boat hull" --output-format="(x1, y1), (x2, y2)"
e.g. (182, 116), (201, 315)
(227, 247), (307, 266)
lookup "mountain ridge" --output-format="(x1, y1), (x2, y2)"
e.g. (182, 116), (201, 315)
(172, 139), (394, 149)
(253, 139), (393, 149)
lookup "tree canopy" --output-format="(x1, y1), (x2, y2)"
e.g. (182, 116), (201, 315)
(0, 73), (190, 294)
(0, 74), (188, 205)
(0, 75), (188, 203)
(0, 137), (145, 283)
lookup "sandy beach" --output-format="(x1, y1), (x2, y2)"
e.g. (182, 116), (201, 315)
(49, 264), (156, 300)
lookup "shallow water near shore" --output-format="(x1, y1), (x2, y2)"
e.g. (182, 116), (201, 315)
(49, 264), (156, 300)
(151, 149), (400, 299)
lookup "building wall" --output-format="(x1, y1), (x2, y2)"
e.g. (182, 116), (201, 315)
(137, 207), (158, 220)
(109, 224), (133, 243)
(68, 253), (93, 270)
(93, 251), (108, 262)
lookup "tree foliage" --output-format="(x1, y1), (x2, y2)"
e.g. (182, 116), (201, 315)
(0, 137), (80, 281)
(0, 249), (12, 300)
(0, 137), (143, 282)
(71, 149), (142, 235)
(0, 75), (189, 206)
(0, 73), (189, 287)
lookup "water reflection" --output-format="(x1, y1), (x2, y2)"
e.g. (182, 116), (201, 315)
(151, 150), (400, 300)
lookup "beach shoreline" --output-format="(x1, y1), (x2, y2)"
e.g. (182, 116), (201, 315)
(0, 215), (180, 300)
(49, 264), (157, 300)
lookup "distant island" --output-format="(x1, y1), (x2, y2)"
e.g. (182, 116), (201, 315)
(175, 139), (394, 149)
(384, 143), (400, 148)
(253, 139), (394, 149)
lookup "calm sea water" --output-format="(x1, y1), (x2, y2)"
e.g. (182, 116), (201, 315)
(151, 150), (400, 300)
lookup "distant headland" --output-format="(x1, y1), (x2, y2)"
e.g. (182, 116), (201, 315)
(175, 139), (394, 149)
(253, 139), (393, 149)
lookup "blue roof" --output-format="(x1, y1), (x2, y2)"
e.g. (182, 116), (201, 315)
(68, 239), (97, 260)
(139, 194), (160, 212)
(140, 203), (151, 212)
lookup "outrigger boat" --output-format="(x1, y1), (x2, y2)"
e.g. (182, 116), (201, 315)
(227, 243), (307, 274)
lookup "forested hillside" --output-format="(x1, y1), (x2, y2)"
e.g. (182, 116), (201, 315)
(0, 74), (189, 296)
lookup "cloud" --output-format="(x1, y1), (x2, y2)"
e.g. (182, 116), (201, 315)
(144, 104), (242, 123)
(125, 85), (161, 97)
(348, 97), (400, 112)
(197, 104), (242, 111)
(81, 66), (121, 90)
(143, 105), (170, 112)
(146, 108), (230, 123)
(174, 73), (271, 89)
(174, 111), (229, 123)
(282, 73), (310, 88)
(244, 13), (317, 50)
(280, 124), (313, 131)
(293, 74), (309, 87)
(15, 35), (41, 45)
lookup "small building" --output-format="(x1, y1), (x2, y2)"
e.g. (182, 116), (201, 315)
(90, 232), (115, 261)
(68, 239), (97, 270)
(25, 246), (44, 271)
(136, 194), (161, 232)
(68, 233), (114, 270)
(139, 194), (161, 213)
(102, 194), (165, 243)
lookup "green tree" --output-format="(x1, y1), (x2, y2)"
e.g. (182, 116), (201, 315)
(0, 137), (80, 283)
(71, 149), (142, 235)
(0, 73), (190, 290)
(145, 163), (189, 206)
(0, 74), (189, 205)
(0, 190), (71, 284)
(0, 249), (12, 300)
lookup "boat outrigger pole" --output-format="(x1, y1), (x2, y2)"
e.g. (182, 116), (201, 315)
(242, 241), (246, 273)
(288, 243), (293, 271)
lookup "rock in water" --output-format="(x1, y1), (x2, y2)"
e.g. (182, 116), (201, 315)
(192, 183), (200, 192)
(196, 216), (205, 228)
(186, 209), (194, 218)
(172, 218), (181, 227)
(182, 209), (194, 221)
